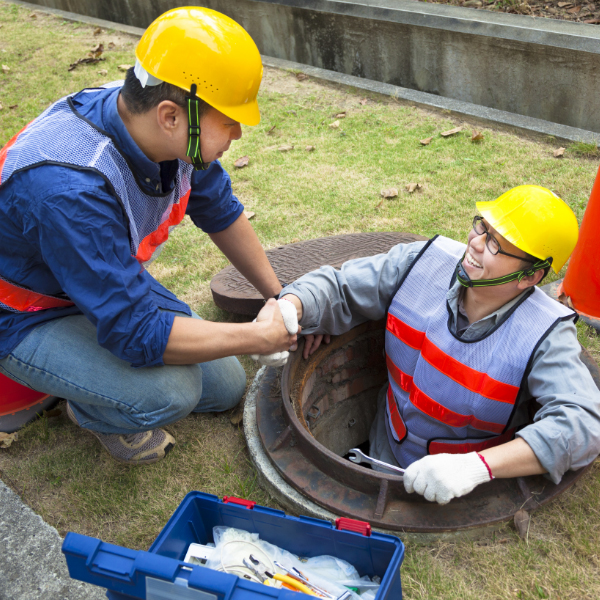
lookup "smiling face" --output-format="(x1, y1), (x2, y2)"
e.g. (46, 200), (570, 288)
(463, 218), (530, 282)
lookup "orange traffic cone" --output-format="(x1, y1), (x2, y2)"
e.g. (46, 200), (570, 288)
(543, 164), (600, 331)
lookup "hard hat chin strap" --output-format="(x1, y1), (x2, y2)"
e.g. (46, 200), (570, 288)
(186, 84), (209, 171)
(456, 255), (552, 288)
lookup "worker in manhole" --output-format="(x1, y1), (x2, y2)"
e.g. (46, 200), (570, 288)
(0, 9), (297, 464)
(276, 186), (600, 504)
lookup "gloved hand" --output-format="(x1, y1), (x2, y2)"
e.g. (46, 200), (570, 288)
(251, 298), (299, 367)
(403, 452), (493, 505)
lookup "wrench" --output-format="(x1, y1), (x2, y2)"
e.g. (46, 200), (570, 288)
(348, 448), (405, 478)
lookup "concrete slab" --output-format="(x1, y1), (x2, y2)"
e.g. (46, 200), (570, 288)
(13, 0), (600, 133)
(0, 480), (107, 600)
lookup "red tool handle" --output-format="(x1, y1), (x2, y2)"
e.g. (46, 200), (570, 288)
(222, 496), (256, 509)
(335, 517), (372, 537)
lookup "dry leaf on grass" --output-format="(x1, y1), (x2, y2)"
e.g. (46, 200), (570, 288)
(554, 147), (566, 158)
(93, 27), (103, 35)
(584, 17), (600, 23)
(267, 125), (276, 135)
(557, 1), (571, 6)
(359, 98), (368, 106)
(118, 64), (132, 72)
(296, 72), (309, 81)
(335, 112), (346, 118)
(8, 104), (17, 109)
(244, 210), (255, 220)
(0, 432), (18, 449)
(29, 12), (37, 19)
(329, 120), (340, 129)
(107, 42), (115, 50)
(234, 155), (250, 168)
(97, 69), (108, 76)
(375, 199), (385, 210)
(420, 137), (433, 146)
(471, 130), (485, 142)
(514, 509), (530, 540)
(381, 188), (398, 199)
(90, 43), (104, 58)
(567, 5), (581, 12)
(406, 183), (422, 193)
(305, 145), (315, 152)
(278, 144), (294, 152)
(69, 57), (105, 71)
(440, 126), (464, 137)
(2, 65), (10, 74)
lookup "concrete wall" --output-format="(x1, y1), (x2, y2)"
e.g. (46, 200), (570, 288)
(26, 0), (600, 133)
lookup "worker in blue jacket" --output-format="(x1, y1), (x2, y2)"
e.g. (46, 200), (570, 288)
(0, 8), (297, 464)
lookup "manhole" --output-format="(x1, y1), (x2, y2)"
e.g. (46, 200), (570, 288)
(246, 319), (598, 538)
(211, 232), (427, 315)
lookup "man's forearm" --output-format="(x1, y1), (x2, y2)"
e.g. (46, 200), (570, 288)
(163, 303), (295, 364)
(209, 213), (282, 299)
(479, 438), (545, 478)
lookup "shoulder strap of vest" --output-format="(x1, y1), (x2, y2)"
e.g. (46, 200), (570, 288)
(385, 235), (437, 315)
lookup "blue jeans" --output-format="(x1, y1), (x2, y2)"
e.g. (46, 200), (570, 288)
(0, 311), (246, 434)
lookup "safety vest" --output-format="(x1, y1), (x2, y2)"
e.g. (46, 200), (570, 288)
(385, 235), (575, 467)
(0, 85), (194, 313)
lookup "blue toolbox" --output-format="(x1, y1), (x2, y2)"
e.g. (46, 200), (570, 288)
(62, 492), (405, 600)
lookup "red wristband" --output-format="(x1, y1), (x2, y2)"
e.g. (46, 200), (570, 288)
(477, 453), (494, 480)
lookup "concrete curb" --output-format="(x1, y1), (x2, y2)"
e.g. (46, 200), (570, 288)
(0, 480), (106, 600)
(4, 0), (600, 145)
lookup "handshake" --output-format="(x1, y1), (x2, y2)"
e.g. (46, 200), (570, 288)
(250, 297), (300, 367)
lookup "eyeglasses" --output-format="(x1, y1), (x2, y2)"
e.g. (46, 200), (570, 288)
(472, 216), (535, 263)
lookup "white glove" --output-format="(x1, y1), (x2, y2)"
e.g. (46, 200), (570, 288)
(251, 298), (299, 367)
(403, 452), (492, 505)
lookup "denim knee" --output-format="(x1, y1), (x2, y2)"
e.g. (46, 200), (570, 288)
(193, 356), (247, 413)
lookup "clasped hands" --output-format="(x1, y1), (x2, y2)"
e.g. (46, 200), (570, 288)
(251, 297), (330, 367)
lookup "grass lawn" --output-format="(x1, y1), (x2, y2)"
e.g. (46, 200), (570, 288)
(1, 2), (600, 599)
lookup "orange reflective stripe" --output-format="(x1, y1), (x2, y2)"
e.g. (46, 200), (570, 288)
(387, 385), (407, 442)
(135, 190), (191, 264)
(0, 278), (74, 312)
(429, 429), (516, 455)
(387, 313), (519, 405)
(0, 124), (28, 185)
(386, 312), (425, 349)
(386, 354), (413, 392)
(421, 337), (518, 405)
(410, 386), (505, 435)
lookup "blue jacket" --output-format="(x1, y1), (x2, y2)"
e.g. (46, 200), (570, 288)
(0, 86), (244, 367)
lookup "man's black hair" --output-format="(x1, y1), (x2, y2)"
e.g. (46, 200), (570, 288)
(120, 67), (210, 117)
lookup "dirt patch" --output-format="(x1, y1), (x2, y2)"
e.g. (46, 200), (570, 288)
(422, 0), (600, 22)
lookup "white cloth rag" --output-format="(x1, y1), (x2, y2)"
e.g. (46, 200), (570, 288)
(251, 298), (298, 367)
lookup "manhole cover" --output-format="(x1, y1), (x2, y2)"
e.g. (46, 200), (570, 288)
(210, 232), (427, 315)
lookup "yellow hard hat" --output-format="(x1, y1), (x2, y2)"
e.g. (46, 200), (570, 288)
(476, 185), (579, 273)
(135, 7), (262, 126)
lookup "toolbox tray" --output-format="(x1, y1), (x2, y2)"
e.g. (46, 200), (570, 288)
(62, 491), (404, 600)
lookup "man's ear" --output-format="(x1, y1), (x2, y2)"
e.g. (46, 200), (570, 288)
(517, 269), (545, 290)
(156, 100), (185, 135)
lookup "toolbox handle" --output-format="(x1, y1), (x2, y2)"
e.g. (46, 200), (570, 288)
(222, 496), (256, 509)
(335, 517), (372, 537)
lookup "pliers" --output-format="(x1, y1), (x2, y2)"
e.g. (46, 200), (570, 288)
(243, 555), (319, 596)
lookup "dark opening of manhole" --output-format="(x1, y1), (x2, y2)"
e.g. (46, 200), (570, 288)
(252, 319), (598, 534)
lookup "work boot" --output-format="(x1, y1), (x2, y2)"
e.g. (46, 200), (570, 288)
(66, 402), (175, 465)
